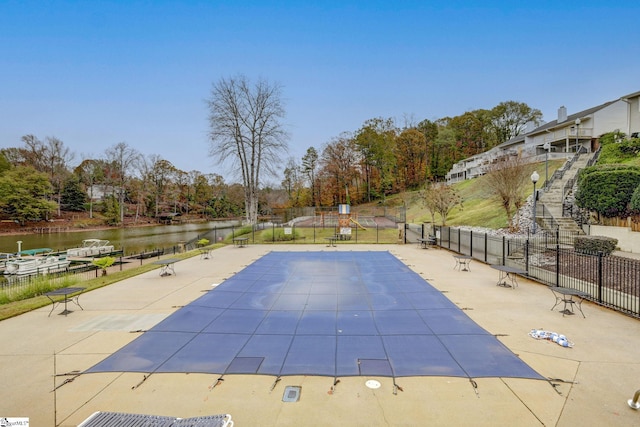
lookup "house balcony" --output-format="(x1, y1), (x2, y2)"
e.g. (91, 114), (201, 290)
(543, 127), (592, 144)
(543, 127), (593, 153)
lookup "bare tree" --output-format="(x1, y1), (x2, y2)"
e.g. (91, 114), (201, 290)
(105, 142), (141, 225)
(74, 158), (104, 219)
(207, 75), (288, 224)
(43, 137), (74, 216)
(421, 182), (462, 226)
(483, 153), (530, 231)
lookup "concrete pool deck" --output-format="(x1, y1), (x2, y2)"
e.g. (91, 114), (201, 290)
(1, 244), (640, 426)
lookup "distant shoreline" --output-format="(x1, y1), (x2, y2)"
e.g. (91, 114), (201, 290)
(0, 221), (161, 237)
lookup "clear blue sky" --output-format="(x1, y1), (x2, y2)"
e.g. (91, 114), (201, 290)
(1, 0), (639, 184)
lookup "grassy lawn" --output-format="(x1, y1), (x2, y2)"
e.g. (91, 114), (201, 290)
(248, 226), (398, 244)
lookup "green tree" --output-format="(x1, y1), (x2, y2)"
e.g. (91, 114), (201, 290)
(60, 175), (87, 211)
(301, 147), (319, 207)
(102, 194), (121, 226)
(490, 101), (543, 145)
(0, 166), (56, 224)
(431, 127), (457, 180)
(92, 256), (115, 276)
(416, 119), (439, 182)
(354, 117), (397, 202)
(0, 152), (11, 174)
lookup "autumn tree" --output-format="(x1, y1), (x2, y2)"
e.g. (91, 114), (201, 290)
(191, 171), (214, 216)
(448, 110), (494, 157)
(146, 157), (176, 216)
(483, 153), (530, 231)
(282, 157), (306, 207)
(320, 133), (360, 205)
(395, 128), (426, 190)
(207, 75), (289, 224)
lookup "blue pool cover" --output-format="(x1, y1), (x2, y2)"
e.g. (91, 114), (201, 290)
(86, 251), (543, 380)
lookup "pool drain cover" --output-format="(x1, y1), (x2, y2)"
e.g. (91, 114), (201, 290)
(282, 386), (301, 402)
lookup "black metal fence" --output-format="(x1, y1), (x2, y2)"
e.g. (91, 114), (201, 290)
(222, 222), (399, 245)
(434, 226), (640, 318)
(0, 245), (185, 292)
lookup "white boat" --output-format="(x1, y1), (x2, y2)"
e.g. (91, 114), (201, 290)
(4, 249), (71, 276)
(67, 239), (115, 258)
(0, 252), (16, 270)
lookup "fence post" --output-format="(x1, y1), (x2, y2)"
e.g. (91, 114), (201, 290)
(469, 231), (473, 257)
(457, 228), (461, 253)
(556, 227), (560, 286)
(376, 224), (379, 243)
(484, 233), (488, 263)
(525, 239), (529, 272)
(313, 223), (316, 243)
(597, 251), (603, 303)
(555, 243), (560, 286)
(502, 236), (506, 265)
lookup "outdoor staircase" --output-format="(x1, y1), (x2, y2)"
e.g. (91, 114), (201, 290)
(536, 151), (598, 235)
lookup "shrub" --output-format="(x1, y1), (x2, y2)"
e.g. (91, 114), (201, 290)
(261, 227), (301, 242)
(575, 165), (640, 217)
(92, 256), (116, 275)
(630, 184), (640, 213)
(574, 235), (618, 255)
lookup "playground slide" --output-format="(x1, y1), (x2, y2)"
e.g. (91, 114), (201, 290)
(350, 217), (367, 230)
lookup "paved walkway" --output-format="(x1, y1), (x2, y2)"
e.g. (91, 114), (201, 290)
(1, 244), (640, 426)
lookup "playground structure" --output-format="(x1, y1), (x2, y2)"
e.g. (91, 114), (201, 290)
(315, 205), (368, 237)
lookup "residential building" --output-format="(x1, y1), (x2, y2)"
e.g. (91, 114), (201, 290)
(446, 90), (640, 184)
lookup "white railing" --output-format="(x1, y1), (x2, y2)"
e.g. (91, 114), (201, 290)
(544, 127), (592, 143)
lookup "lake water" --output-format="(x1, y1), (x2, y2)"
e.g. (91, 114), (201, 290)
(0, 221), (240, 255)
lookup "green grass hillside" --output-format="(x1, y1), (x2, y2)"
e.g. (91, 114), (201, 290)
(382, 159), (566, 229)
